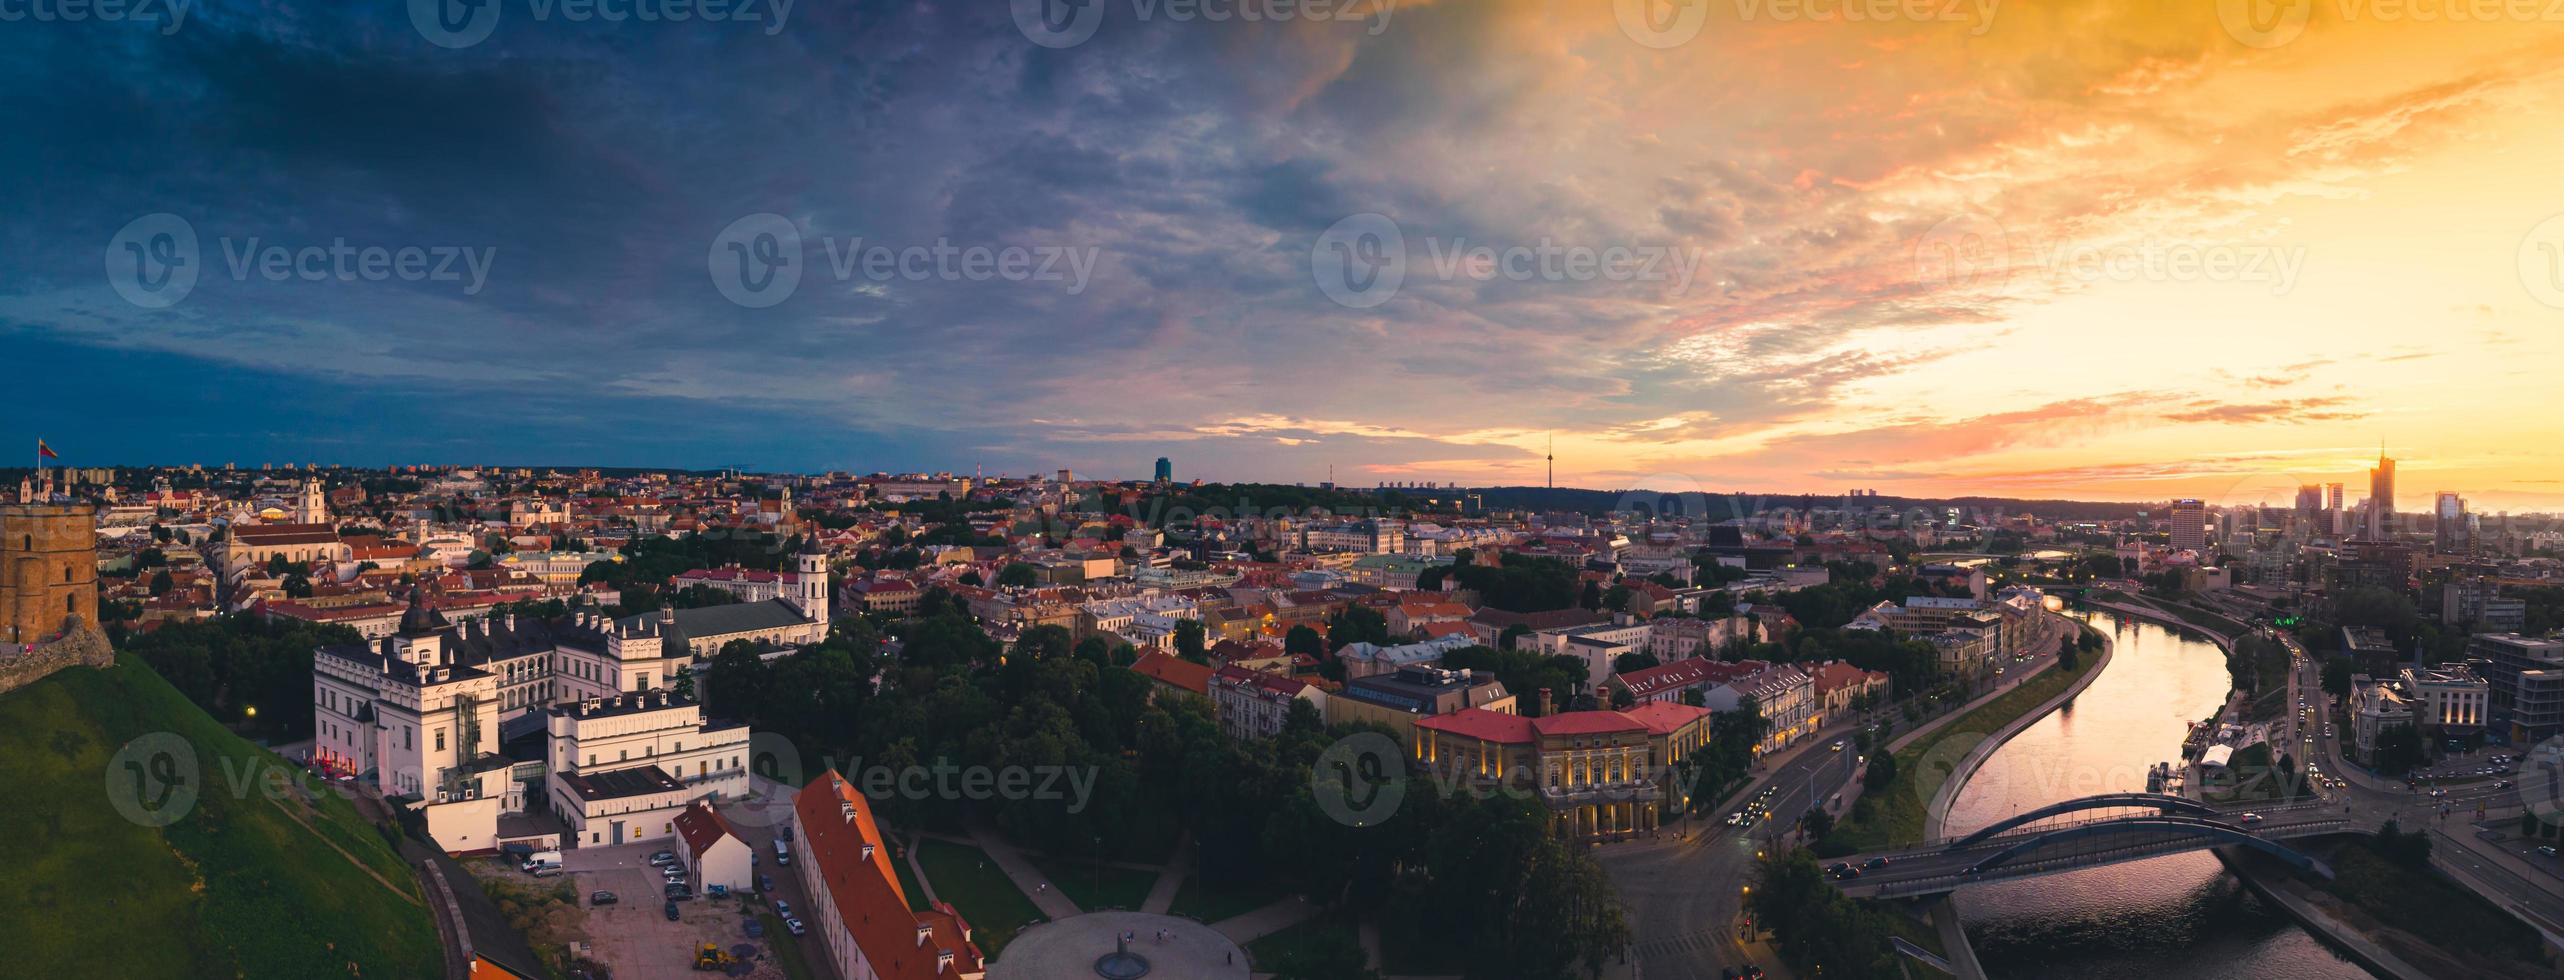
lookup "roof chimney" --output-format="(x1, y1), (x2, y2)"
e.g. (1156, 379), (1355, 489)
(1538, 687), (1554, 716)
(916, 923), (933, 946)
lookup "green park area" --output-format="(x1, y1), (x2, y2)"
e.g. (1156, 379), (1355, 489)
(914, 839), (1046, 956)
(1830, 654), (2097, 850)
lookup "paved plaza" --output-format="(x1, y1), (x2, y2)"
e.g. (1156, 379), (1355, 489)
(988, 910), (1249, 980)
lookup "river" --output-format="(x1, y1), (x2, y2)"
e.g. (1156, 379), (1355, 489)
(1939, 610), (2373, 979)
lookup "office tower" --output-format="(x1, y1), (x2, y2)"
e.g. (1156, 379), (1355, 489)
(1153, 456), (1172, 484)
(2170, 498), (2207, 554)
(2367, 451), (2395, 539)
(2435, 491), (2469, 554)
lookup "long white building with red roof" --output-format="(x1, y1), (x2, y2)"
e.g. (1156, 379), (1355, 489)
(792, 772), (987, 980)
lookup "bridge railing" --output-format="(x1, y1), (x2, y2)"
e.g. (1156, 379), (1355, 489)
(1849, 819), (2353, 898)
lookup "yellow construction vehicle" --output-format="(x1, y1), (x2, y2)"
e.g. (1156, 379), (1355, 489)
(692, 942), (740, 971)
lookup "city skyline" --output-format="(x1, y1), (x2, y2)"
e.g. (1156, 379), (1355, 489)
(9, 5), (2564, 508)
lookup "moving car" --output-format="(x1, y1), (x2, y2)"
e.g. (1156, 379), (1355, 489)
(1862, 856), (1890, 870)
(2238, 812), (2264, 825)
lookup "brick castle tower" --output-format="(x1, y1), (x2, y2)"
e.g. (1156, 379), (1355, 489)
(1, 501), (99, 647)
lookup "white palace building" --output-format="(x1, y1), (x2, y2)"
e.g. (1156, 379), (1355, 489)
(310, 540), (833, 852)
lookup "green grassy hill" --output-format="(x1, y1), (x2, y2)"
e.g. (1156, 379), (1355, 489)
(0, 653), (444, 978)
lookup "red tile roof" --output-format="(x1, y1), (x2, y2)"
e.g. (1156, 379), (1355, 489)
(1531, 710), (1648, 737)
(673, 800), (740, 859)
(793, 773), (985, 980)
(1620, 700), (1712, 735)
(1129, 651), (1213, 696)
(1414, 706), (1537, 743)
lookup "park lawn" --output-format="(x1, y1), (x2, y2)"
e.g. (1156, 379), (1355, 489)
(1027, 853), (1157, 911)
(1243, 914), (1357, 967)
(915, 839), (1045, 956)
(0, 654), (441, 979)
(1167, 872), (1290, 924)
(1832, 656), (2095, 850)
(889, 839), (931, 911)
(759, 912), (821, 980)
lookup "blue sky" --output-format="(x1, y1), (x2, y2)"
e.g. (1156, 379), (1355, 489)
(8, 2), (2563, 505)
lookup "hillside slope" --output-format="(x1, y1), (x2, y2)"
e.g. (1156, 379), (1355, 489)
(0, 653), (444, 978)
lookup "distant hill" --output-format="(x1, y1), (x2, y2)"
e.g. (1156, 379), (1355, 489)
(0, 652), (444, 979)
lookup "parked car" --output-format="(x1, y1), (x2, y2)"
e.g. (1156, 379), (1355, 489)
(785, 917), (807, 937)
(2538, 845), (2558, 859)
(664, 901), (681, 922)
(664, 883), (693, 901)
(590, 891), (618, 906)
(758, 873), (776, 894)
(648, 850), (678, 866)
(774, 900), (794, 919)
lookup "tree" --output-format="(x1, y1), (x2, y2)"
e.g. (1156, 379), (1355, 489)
(995, 562), (1040, 588)
(1613, 651), (1661, 675)
(1325, 606), (1391, 650)
(1174, 618), (1209, 664)
(2321, 658), (2354, 698)
(1580, 580), (1605, 610)
(148, 569), (174, 596)
(1284, 624), (1323, 659)
(2056, 633), (2080, 671)
(1799, 807), (1835, 840)
(958, 570), (983, 587)
(1864, 751), (1899, 793)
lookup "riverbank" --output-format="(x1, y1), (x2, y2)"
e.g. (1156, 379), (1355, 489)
(1827, 613), (2108, 851)
(1921, 620), (2116, 841)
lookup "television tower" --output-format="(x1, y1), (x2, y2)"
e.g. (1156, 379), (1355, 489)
(1546, 432), (1554, 489)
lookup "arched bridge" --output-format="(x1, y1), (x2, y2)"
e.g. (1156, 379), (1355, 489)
(1947, 793), (2217, 848)
(1829, 797), (2347, 899)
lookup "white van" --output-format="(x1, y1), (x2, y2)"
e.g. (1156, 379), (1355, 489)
(521, 849), (562, 873)
(773, 839), (792, 867)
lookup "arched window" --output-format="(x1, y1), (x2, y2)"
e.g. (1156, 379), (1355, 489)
(68, 594), (77, 612)
(66, 566), (75, 583)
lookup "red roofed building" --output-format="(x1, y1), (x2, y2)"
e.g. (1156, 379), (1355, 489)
(1805, 660), (1891, 725)
(1209, 664), (1327, 739)
(791, 772), (987, 980)
(672, 800), (752, 891)
(1412, 701), (1712, 842)
(1128, 650), (1214, 702)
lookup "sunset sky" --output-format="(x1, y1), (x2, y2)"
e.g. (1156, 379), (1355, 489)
(5, 2), (2562, 509)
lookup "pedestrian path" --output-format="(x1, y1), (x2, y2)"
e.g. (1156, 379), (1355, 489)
(967, 822), (1086, 920)
(1139, 832), (1190, 914)
(1206, 894), (1321, 945)
(901, 833), (941, 906)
